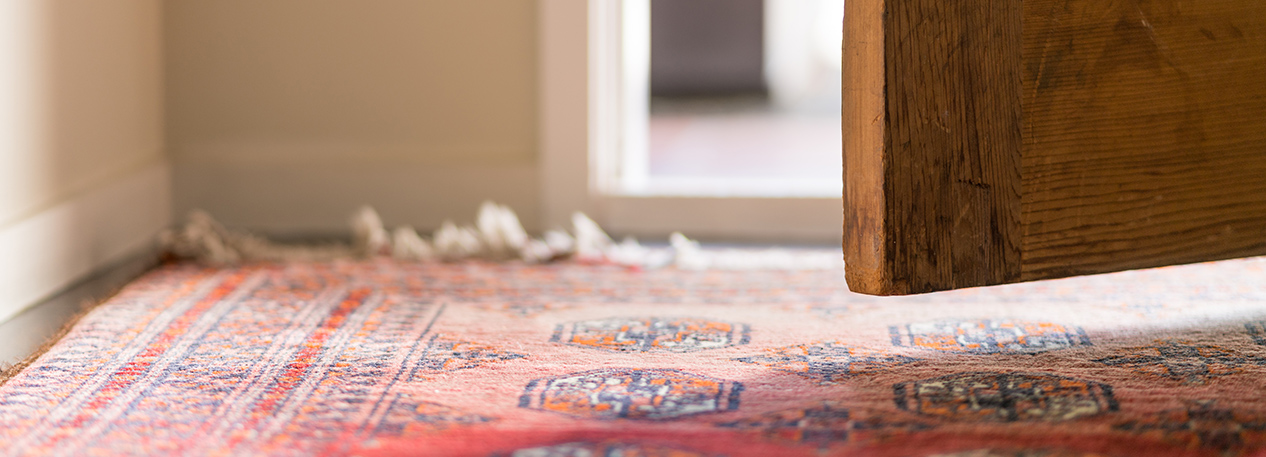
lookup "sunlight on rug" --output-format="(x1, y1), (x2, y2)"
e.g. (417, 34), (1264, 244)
(2, 255), (1266, 456)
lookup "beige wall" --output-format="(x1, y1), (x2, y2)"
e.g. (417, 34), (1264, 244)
(0, 0), (165, 229)
(166, 0), (542, 233)
(0, 0), (169, 325)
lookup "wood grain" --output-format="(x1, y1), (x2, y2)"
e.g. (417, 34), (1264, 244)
(844, 0), (1023, 295)
(844, 0), (1266, 295)
(1021, 0), (1266, 280)
(842, 0), (888, 293)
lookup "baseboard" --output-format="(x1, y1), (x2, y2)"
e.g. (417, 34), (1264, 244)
(0, 249), (158, 370)
(0, 161), (171, 325)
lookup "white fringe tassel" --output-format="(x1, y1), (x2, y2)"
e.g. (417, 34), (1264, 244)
(160, 202), (838, 270)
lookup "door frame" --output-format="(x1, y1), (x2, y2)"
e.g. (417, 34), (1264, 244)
(537, 0), (843, 243)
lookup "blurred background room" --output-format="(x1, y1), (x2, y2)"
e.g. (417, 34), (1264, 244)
(0, 0), (844, 366)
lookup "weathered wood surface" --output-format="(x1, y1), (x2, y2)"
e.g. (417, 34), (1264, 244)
(844, 0), (1022, 295)
(844, 0), (1266, 295)
(1020, 0), (1266, 281)
(842, 0), (888, 293)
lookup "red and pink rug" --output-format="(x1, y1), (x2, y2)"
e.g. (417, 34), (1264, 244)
(2, 257), (1266, 456)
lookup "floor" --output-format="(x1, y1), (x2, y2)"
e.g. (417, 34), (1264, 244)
(649, 112), (841, 181)
(0, 251), (156, 372)
(644, 96), (842, 197)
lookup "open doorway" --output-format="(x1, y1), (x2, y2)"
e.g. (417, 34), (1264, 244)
(616, 0), (844, 198)
(539, 0), (842, 242)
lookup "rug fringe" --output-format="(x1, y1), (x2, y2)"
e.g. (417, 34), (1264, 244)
(160, 202), (839, 270)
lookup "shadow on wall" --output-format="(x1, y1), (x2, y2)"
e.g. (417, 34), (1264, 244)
(0, 0), (162, 230)
(0, 0), (166, 326)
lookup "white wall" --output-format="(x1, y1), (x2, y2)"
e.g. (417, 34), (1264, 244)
(166, 0), (542, 234)
(0, 0), (170, 325)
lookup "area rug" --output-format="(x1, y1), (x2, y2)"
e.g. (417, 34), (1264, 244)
(2, 256), (1266, 457)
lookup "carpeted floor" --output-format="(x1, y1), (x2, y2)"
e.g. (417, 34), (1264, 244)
(2, 256), (1266, 456)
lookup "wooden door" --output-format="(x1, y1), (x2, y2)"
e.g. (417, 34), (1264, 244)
(843, 0), (1266, 295)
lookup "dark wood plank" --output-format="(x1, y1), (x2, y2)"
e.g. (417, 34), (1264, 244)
(844, 0), (1023, 295)
(1020, 0), (1266, 281)
(845, 0), (1266, 295)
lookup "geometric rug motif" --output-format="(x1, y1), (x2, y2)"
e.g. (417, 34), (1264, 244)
(890, 320), (1092, 354)
(894, 372), (1119, 422)
(500, 441), (715, 457)
(518, 368), (743, 420)
(1249, 321), (1266, 346)
(1091, 340), (1266, 385)
(550, 317), (750, 352)
(735, 342), (921, 384)
(927, 450), (1111, 457)
(716, 401), (935, 449)
(478, 302), (575, 318)
(2, 256), (1266, 456)
(411, 334), (527, 380)
(373, 395), (495, 436)
(1113, 401), (1266, 453)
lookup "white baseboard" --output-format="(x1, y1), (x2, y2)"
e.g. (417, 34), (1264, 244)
(0, 162), (171, 325)
(0, 250), (157, 368)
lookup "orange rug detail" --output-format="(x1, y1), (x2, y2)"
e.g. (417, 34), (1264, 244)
(2, 257), (1266, 456)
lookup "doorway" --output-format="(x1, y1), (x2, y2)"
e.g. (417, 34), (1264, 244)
(538, 0), (843, 242)
(620, 0), (844, 198)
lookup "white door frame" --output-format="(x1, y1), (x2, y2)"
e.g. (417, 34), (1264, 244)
(538, 0), (842, 243)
